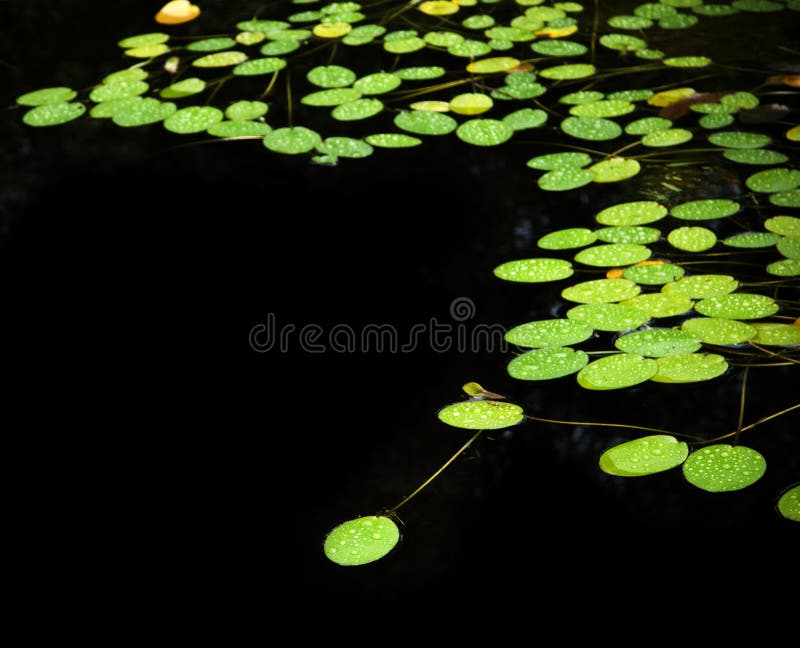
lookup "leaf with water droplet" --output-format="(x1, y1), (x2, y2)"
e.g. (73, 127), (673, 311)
(561, 116), (622, 141)
(527, 152), (592, 170)
(530, 40), (587, 56)
(651, 353), (728, 383)
(777, 485), (800, 522)
(723, 232), (780, 248)
(493, 258), (574, 283)
(680, 317), (757, 344)
(590, 157), (641, 183)
(160, 77), (206, 99)
(307, 65), (357, 88)
(539, 63), (597, 80)
(595, 201), (667, 226)
(538, 228), (597, 250)
(364, 133), (421, 148)
(112, 98), (176, 127)
(621, 293), (695, 318)
(505, 318), (594, 348)
(508, 347), (589, 381)
(208, 121), (272, 137)
(263, 126), (322, 154)
(667, 226), (717, 252)
(331, 98), (383, 121)
(316, 136), (373, 158)
(562, 278), (641, 304)
(615, 328), (701, 357)
(17, 87), (77, 106)
(23, 102), (86, 127)
(164, 106), (223, 134)
(623, 263), (684, 285)
(566, 303), (651, 332)
(670, 199), (739, 221)
(233, 57), (287, 75)
(437, 400), (524, 429)
(662, 274), (738, 298)
(746, 168), (800, 193)
(600, 435), (689, 476)
(683, 445), (766, 492)
(641, 128), (693, 147)
(538, 167), (594, 191)
(456, 119), (514, 146)
(324, 516), (400, 566)
(394, 110), (457, 136)
(503, 108), (547, 131)
(695, 293), (779, 319)
(577, 353), (658, 390)
(574, 243), (652, 267)
(193, 51), (249, 68)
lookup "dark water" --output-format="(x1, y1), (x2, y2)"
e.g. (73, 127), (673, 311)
(3, 0), (798, 627)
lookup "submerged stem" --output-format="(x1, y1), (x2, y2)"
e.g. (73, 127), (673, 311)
(734, 366), (749, 446)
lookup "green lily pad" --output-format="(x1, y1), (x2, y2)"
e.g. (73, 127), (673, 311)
(307, 65), (357, 88)
(17, 87), (77, 106)
(364, 133), (422, 148)
(504, 318), (594, 348)
(302, 88), (362, 106)
(570, 100), (635, 118)
(599, 33), (647, 51)
(669, 199), (740, 221)
(393, 66), (446, 80)
(342, 23), (385, 45)
(232, 57), (287, 75)
(353, 73), (401, 95)
(635, 3), (679, 18)
(89, 80), (149, 103)
(160, 77), (206, 99)
(746, 168), (800, 193)
(263, 126), (322, 154)
(699, 114), (735, 129)
(331, 98), (384, 121)
(723, 149), (789, 165)
(732, 0), (783, 10)
(599, 435), (689, 476)
(450, 93), (493, 115)
(663, 56), (712, 68)
(708, 131), (772, 149)
(538, 167), (594, 191)
(124, 44), (169, 59)
(566, 303), (651, 331)
(225, 100), (268, 121)
(448, 40), (493, 58)
(559, 91), (606, 105)
(103, 68), (149, 85)
(90, 97), (143, 119)
(574, 243), (652, 267)
(641, 128), (693, 147)
(623, 263), (685, 285)
(683, 445), (766, 492)
(695, 293), (779, 319)
(437, 400), (525, 429)
(163, 106), (223, 134)
(508, 347), (589, 380)
(207, 121), (272, 137)
(530, 40), (588, 57)
(502, 108), (547, 131)
(658, 13), (699, 28)
(324, 516), (400, 566)
(615, 328), (702, 357)
(620, 293), (695, 318)
(260, 39), (301, 55)
(394, 110), (458, 136)
(317, 137), (373, 158)
(493, 258), (574, 282)
(590, 158), (641, 183)
(625, 117), (672, 135)
(526, 152), (592, 170)
(237, 30), (265, 45)
(423, 30), (463, 47)
(193, 51), (249, 68)
(456, 119), (513, 146)
(266, 28), (311, 41)
(752, 322), (800, 346)
(594, 226), (660, 245)
(492, 83), (548, 100)
(770, 189), (800, 207)
(236, 19), (289, 32)
(693, 3), (739, 15)
(607, 15), (654, 29)
(484, 26), (536, 42)
(651, 353), (728, 383)
(723, 232), (781, 248)
(384, 36), (426, 54)
(681, 317), (757, 344)
(607, 89), (654, 102)
(111, 98), (176, 127)
(765, 216), (800, 237)
(538, 228), (597, 250)
(539, 63), (597, 80)
(767, 259), (800, 276)
(777, 236), (800, 259)
(667, 226), (718, 252)
(466, 56), (521, 74)
(778, 485), (800, 522)
(462, 14), (496, 29)
(186, 37), (237, 52)
(662, 274), (739, 299)
(595, 201), (667, 226)
(561, 116), (622, 141)
(562, 278), (641, 304)
(577, 353), (659, 390)
(22, 102), (86, 127)
(118, 32), (169, 48)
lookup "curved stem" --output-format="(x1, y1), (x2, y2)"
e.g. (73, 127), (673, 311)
(524, 414), (702, 441)
(734, 366), (749, 446)
(699, 403), (800, 445)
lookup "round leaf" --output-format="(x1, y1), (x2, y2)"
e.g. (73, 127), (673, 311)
(164, 106), (223, 133)
(307, 65), (357, 88)
(324, 516), (400, 566)
(615, 328), (701, 357)
(651, 353), (728, 383)
(538, 167), (594, 191)
(538, 228), (597, 250)
(112, 98), (176, 127)
(193, 51), (249, 68)
(353, 73), (401, 95)
(539, 64), (596, 80)
(263, 126), (322, 154)
(590, 157), (641, 183)
(681, 317), (757, 344)
(574, 243), (652, 267)
(504, 318), (594, 348)
(620, 293), (695, 318)
(777, 485), (800, 522)
(767, 259), (800, 276)
(670, 199), (739, 221)
(595, 201), (667, 226)
(746, 168), (800, 193)
(723, 232), (780, 248)
(662, 274), (738, 299)
(623, 263), (685, 285)
(752, 323), (800, 346)
(437, 400), (525, 429)
(595, 226), (660, 245)
(667, 226), (717, 252)
(364, 133), (422, 148)
(561, 116), (622, 141)
(683, 445), (766, 492)
(493, 258), (574, 283)
(708, 131), (772, 149)
(527, 152), (592, 170)
(17, 87), (77, 106)
(160, 77), (206, 99)
(503, 108), (547, 131)
(508, 347), (589, 380)
(695, 294), (779, 319)
(456, 119), (514, 146)
(561, 278), (641, 304)
(566, 303), (651, 331)
(394, 110), (457, 136)
(331, 98), (384, 121)
(22, 102), (85, 127)
(765, 216), (800, 237)
(233, 57), (287, 76)
(317, 137), (373, 158)
(600, 435), (689, 476)
(225, 100), (268, 121)
(641, 128), (693, 147)
(577, 353), (658, 390)
(207, 121), (272, 137)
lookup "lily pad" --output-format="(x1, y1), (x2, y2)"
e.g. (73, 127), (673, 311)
(670, 199), (740, 221)
(615, 328), (701, 357)
(651, 353), (728, 383)
(393, 66), (446, 80)
(566, 303), (651, 331)
(770, 189), (800, 207)
(561, 278), (641, 304)
(307, 65), (357, 88)
(746, 168), (800, 193)
(364, 133), (422, 148)
(625, 117), (673, 135)
(504, 318), (594, 348)
(723, 232), (780, 248)
(118, 32), (170, 48)
(777, 236), (800, 259)
(526, 152), (592, 170)
(331, 98), (384, 121)
(641, 128), (693, 147)
(507, 347), (589, 380)
(722, 149), (788, 165)
(449, 93), (493, 115)
(695, 293), (779, 319)
(599, 33), (647, 51)
(708, 131), (772, 149)
(394, 110), (458, 136)
(561, 116), (622, 141)
(186, 37), (236, 52)
(17, 87), (77, 106)
(419, 0), (461, 15)
(317, 137), (373, 158)
(599, 435), (689, 476)
(90, 97), (143, 119)
(607, 89), (654, 102)
(752, 322), (800, 346)
(22, 102), (86, 127)
(193, 51), (249, 68)
(594, 226), (660, 245)
(160, 77), (206, 99)
(89, 80), (149, 103)
(777, 485), (800, 522)
(539, 63), (597, 80)
(324, 516), (400, 566)
(538, 167), (594, 191)
(623, 263), (685, 285)
(502, 108), (547, 131)
(384, 36), (426, 53)
(577, 353), (658, 390)
(767, 259), (800, 276)
(466, 57), (521, 74)
(559, 91), (606, 106)
(667, 227), (718, 252)
(232, 57), (287, 75)
(764, 216), (800, 237)
(699, 114), (735, 129)
(590, 158), (641, 183)
(353, 73), (401, 95)
(530, 40), (588, 56)
(595, 201), (667, 226)
(663, 56), (712, 67)
(574, 243), (652, 267)
(681, 317), (757, 344)
(437, 400), (525, 429)
(456, 119), (514, 146)
(263, 126), (322, 154)
(662, 274), (739, 299)
(448, 40), (493, 58)
(570, 100), (635, 118)
(302, 88), (362, 107)
(493, 258), (574, 282)
(423, 31), (463, 47)
(620, 293), (695, 318)
(163, 106), (223, 133)
(112, 98), (176, 127)
(683, 445), (766, 492)
(207, 121), (272, 137)
(260, 39), (301, 54)
(225, 100), (268, 121)
(607, 15), (654, 29)
(538, 228), (597, 249)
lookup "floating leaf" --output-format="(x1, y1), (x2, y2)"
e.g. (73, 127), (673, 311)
(607, 15), (654, 29)
(394, 110), (458, 135)
(164, 106), (223, 134)
(590, 157), (641, 183)
(186, 37), (237, 52)
(641, 128), (693, 147)
(504, 318), (594, 348)
(699, 114), (734, 129)
(437, 400), (524, 429)
(423, 30), (464, 47)
(620, 293), (694, 318)
(731, 0), (783, 11)
(237, 31), (266, 46)
(623, 263), (684, 285)
(577, 353), (658, 390)
(466, 57), (521, 74)
(193, 51), (249, 68)
(311, 22), (353, 38)
(670, 199), (739, 221)
(508, 347), (589, 380)
(225, 100), (268, 121)
(663, 56), (712, 67)
(409, 101), (450, 112)
(708, 131), (772, 149)
(384, 36), (426, 53)
(530, 40), (588, 56)
(723, 232), (780, 248)
(574, 243), (652, 267)
(560, 116), (622, 141)
(89, 80), (149, 103)
(156, 1), (200, 25)
(765, 216), (800, 237)
(767, 258), (800, 276)
(493, 258), (574, 282)
(599, 33), (647, 51)
(456, 119), (514, 146)
(236, 20), (289, 32)
(307, 65), (357, 88)
(17, 87), (77, 106)
(566, 303), (651, 331)
(393, 66), (446, 80)
(23, 102), (86, 127)
(570, 100), (635, 118)
(260, 39), (301, 55)
(651, 353), (728, 383)
(723, 149), (789, 165)
(448, 40), (493, 57)
(233, 57), (287, 75)
(419, 0), (460, 15)
(331, 98), (383, 120)
(752, 322), (800, 346)
(607, 89), (654, 102)
(599, 436), (689, 476)
(118, 33), (170, 49)
(693, 3), (739, 15)
(125, 44), (169, 59)
(662, 274), (738, 299)
(625, 117), (672, 135)
(324, 516), (400, 566)
(90, 97), (142, 119)
(594, 226), (660, 245)
(449, 93), (493, 115)
(746, 168), (800, 193)
(160, 77), (206, 99)
(112, 98), (176, 126)
(559, 91), (605, 105)
(681, 317), (757, 344)
(462, 14), (496, 29)
(683, 445), (766, 492)
(777, 236), (800, 259)
(770, 189), (800, 208)
(538, 167), (594, 191)
(595, 201), (667, 226)
(526, 152), (592, 170)
(103, 68), (149, 84)
(778, 485), (800, 522)
(352, 73), (401, 95)
(658, 13), (698, 28)
(364, 133), (421, 148)
(503, 108), (547, 131)
(539, 63), (596, 80)
(615, 328), (701, 357)
(667, 226), (717, 252)
(207, 121), (272, 137)
(263, 126), (322, 154)
(317, 137), (373, 158)
(695, 293), (779, 319)
(538, 228), (597, 250)
(302, 88), (362, 106)
(561, 278), (641, 304)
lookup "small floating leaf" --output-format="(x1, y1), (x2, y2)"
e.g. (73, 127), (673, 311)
(539, 63), (597, 80)
(89, 80), (149, 103)
(410, 101), (450, 112)
(620, 293), (695, 318)
(599, 33), (647, 51)
(364, 133), (421, 148)
(112, 98), (176, 126)
(317, 137), (373, 158)
(615, 328), (701, 357)
(623, 263), (684, 285)
(125, 44), (170, 59)
(505, 318), (594, 348)
(667, 227), (717, 252)
(577, 353), (658, 390)
(778, 485), (800, 522)
(530, 40), (588, 56)
(263, 126), (322, 154)
(561, 116), (622, 141)
(538, 167), (594, 191)
(302, 88), (362, 106)
(560, 91), (605, 105)
(681, 317), (757, 344)
(590, 157), (641, 183)
(651, 353), (728, 383)
(503, 108), (547, 131)
(769, 189), (800, 208)
(260, 39), (301, 55)
(225, 100), (268, 121)
(103, 68), (149, 84)
(466, 57), (521, 74)
(493, 258), (574, 282)
(456, 119), (514, 146)
(353, 73), (401, 95)
(648, 87), (696, 107)
(566, 303), (651, 331)
(312, 22), (353, 38)
(607, 15), (654, 29)
(324, 516), (400, 566)
(23, 102), (86, 127)
(307, 65), (357, 88)
(747, 168), (800, 193)
(723, 149), (789, 165)
(658, 13), (698, 28)
(767, 259), (800, 276)
(776, 236), (800, 259)
(599, 435), (688, 476)
(394, 110), (457, 135)
(393, 66), (446, 80)
(641, 128), (693, 147)
(17, 87), (77, 106)
(449, 93), (493, 116)
(437, 400), (524, 429)
(527, 152), (592, 170)
(570, 100), (635, 118)
(625, 117), (672, 135)
(708, 131), (772, 149)
(765, 216), (800, 237)
(186, 37), (236, 52)
(574, 243), (652, 267)
(419, 0), (460, 15)
(118, 33), (169, 49)
(160, 77), (206, 99)
(662, 274), (738, 299)
(207, 121), (272, 137)
(699, 114), (734, 129)
(233, 57), (287, 75)
(538, 228), (597, 250)
(193, 51), (249, 68)
(561, 278), (641, 304)
(723, 232), (780, 248)
(164, 106), (223, 134)
(663, 56), (712, 68)
(596, 201), (667, 226)
(332, 98), (383, 120)
(670, 199), (739, 221)
(695, 293), (779, 319)
(683, 445), (766, 492)
(508, 347), (589, 380)
(595, 226), (660, 245)
(752, 322), (800, 346)
(607, 89), (654, 102)
(448, 40), (493, 57)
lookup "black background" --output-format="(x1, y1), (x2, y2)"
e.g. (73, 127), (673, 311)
(3, 0), (798, 628)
